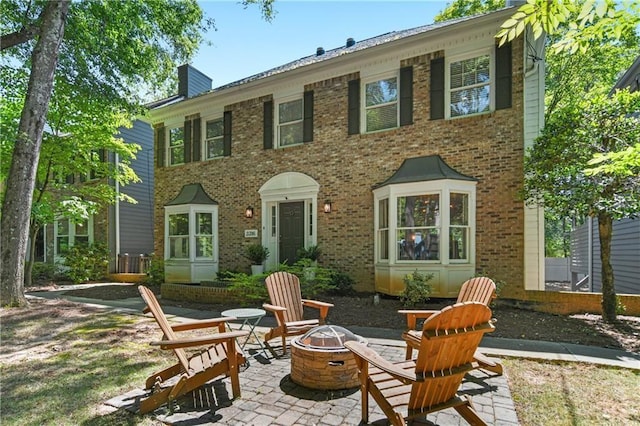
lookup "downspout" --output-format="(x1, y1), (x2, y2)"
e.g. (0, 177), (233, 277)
(587, 216), (593, 291)
(115, 153), (120, 269)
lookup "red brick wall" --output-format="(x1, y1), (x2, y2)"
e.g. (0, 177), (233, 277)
(154, 39), (527, 294)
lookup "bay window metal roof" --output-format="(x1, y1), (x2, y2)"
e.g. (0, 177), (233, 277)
(165, 183), (218, 206)
(374, 155), (477, 188)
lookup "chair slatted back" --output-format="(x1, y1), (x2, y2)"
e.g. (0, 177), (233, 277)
(265, 272), (305, 323)
(456, 277), (496, 305)
(411, 302), (493, 411)
(138, 285), (191, 372)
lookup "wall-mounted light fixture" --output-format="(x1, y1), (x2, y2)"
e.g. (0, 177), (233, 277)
(245, 206), (254, 218)
(323, 200), (332, 213)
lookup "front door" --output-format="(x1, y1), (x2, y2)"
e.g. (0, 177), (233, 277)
(279, 201), (304, 265)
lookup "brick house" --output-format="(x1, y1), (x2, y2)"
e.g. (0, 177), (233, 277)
(148, 8), (546, 298)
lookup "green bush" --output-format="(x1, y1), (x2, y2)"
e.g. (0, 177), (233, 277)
(143, 256), (165, 286)
(227, 272), (269, 305)
(297, 244), (321, 261)
(243, 244), (269, 264)
(400, 269), (433, 307)
(280, 259), (336, 297)
(63, 242), (110, 284)
(30, 262), (59, 282)
(327, 270), (355, 296)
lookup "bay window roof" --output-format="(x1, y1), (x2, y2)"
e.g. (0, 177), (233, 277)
(165, 183), (218, 206)
(374, 155), (477, 188)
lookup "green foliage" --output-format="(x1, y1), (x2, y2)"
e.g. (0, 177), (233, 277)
(243, 244), (270, 265)
(63, 242), (110, 284)
(616, 295), (627, 315)
(297, 244), (321, 261)
(142, 256), (165, 286)
(327, 270), (356, 296)
(400, 270), (433, 307)
(434, 0), (505, 23)
(279, 259), (336, 298)
(226, 272), (269, 305)
(30, 262), (60, 283)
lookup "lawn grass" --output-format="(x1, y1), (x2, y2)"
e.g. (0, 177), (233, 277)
(503, 358), (640, 425)
(1, 299), (638, 425)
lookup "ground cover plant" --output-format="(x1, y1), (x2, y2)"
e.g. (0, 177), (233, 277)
(2, 292), (639, 425)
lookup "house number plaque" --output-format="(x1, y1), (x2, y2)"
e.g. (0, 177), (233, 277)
(244, 229), (258, 238)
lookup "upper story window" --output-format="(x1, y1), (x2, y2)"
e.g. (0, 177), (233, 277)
(168, 126), (184, 165)
(448, 52), (491, 118)
(364, 75), (398, 132)
(205, 118), (224, 159)
(54, 217), (93, 258)
(277, 98), (303, 147)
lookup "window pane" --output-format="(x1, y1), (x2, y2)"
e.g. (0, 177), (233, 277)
(397, 229), (439, 260)
(75, 236), (89, 246)
(450, 193), (469, 225)
(366, 104), (397, 132)
(196, 212), (212, 234)
(169, 127), (184, 147)
(365, 78), (397, 107)
(57, 219), (69, 236)
(196, 236), (213, 257)
(206, 119), (223, 139)
(279, 99), (303, 124)
(379, 230), (388, 260)
(378, 199), (388, 228)
(450, 227), (468, 260)
(450, 85), (490, 117)
(279, 122), (303, 146)
(75, 220), (89, 236)
(57, 237), (69, 254)
(169, 236), (189, 258)
(169, 213), (189, 236)
(207, 138), (224, 158)
(170, 146), (184, 164)
(397, 194), (439, 227)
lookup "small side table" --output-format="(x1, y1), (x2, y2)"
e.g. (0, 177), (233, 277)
(221, 308), (268, 359)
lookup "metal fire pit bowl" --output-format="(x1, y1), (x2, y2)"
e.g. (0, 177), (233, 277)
(290, 325), (367, 390)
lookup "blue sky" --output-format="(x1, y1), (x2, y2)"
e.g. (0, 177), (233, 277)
(193, 1), (450, 88)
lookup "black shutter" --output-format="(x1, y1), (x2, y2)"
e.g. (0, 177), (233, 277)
(495, 42), (512, 110)
(430, 57), (445, 120)
(303, 90), (314, 142)
(183, 119), (192, 163)
(223, 111), (232, 156)
(263, 100), (273, 149)
(155, 126), (165, 167)
(348, 79), (360, 135)
(400, 66), (413, 126)
(192, 117), (201, 161)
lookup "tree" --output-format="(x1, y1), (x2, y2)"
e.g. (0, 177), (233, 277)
(523, 89), (640, 322)
(434, 0), (504, 22)
(0, 0), (276, 307)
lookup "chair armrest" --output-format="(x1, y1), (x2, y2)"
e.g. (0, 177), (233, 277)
(152, 330), (249, 350)
(344, 341), (416, 385)
(263, 303), (287, 326)
(397, 309), (438, 330)
(302, 299), (333, 323)
(171, 317), (236, 333)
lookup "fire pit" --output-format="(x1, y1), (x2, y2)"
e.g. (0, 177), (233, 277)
(290, 325), (367, 390)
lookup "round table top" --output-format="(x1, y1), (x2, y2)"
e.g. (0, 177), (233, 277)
(221, 308), (266, 319)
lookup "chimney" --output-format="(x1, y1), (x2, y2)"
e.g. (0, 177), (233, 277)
(178, 64), (212, 98)
(346, 38), (355, 48)
(316, 47), (325, 56)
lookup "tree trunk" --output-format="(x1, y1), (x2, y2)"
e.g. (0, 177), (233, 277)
(0, 1), (69, 307)
(24, 222), (41, 287)
(598, 212), (616, 323)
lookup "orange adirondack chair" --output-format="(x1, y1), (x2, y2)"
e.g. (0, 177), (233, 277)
(262, 271), (334, 355)
(137, 285), (248, 414)
(399, 276), (502, 375)
(345, 302), (496, 426)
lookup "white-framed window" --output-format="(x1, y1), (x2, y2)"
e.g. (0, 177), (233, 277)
(277, 97), (303, 147)
(447, 50), (492, 118)
(167, 126), (185, 165)
(374, 182), (475, 264)
(204, 117), (224, 159)
(364, 74), (398, 132)
(54, 216), (94, 258)
(165, 205), (217, 261)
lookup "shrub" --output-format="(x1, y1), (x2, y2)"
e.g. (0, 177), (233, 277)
(243, 244), (269, 265)
(279, 259), (336, 297)
(327, 270), (355, 296)
(143, 256), (165, 286)
(400, 269), (433, 307)
(227, 272), (269, 305)
(63, 242), (110, 284)
(297, 245), (321, 261)
(30, 262), (59, 282)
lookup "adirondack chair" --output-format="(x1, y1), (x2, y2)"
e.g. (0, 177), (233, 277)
(137, 285), (249, 414)
(345, 302), (496, 426)
(398, 276), (502, 375)
(262, 271), (334, 355)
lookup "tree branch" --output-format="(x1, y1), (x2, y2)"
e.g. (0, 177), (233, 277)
(1, 24), (40, 50)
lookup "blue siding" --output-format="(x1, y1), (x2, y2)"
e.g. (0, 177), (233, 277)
(117, 120), (154, 256)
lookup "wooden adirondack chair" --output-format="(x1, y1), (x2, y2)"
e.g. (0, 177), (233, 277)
(262, 271), (334, 355)
(345, 302), (496, 426)
(398, 276), (502, 375)
(137, 285), (249, 414)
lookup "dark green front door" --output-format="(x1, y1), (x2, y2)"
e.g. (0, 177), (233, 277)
(279, 201), (304, 265)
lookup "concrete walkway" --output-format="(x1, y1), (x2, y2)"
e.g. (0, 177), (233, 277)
(26, 285), (640, 425)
